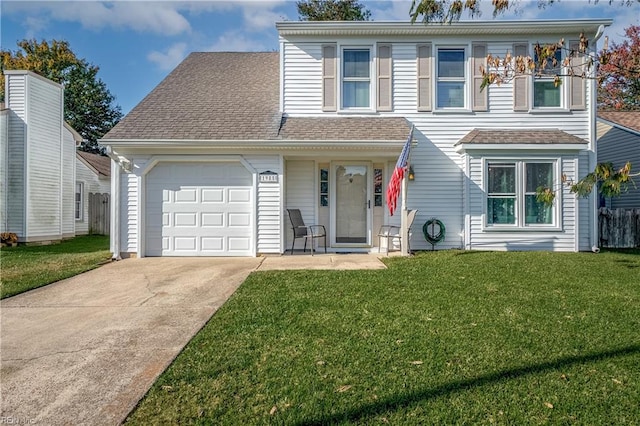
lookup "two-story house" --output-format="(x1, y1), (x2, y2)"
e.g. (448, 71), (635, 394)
(101, 19), (610, 258)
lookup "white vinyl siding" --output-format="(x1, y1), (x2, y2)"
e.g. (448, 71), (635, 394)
(283, 43), (323, 114)
(121, 163), (141, 254)
(6, 74), (27, 236)
(3, 71), (72, 242)
(0, 111), (7, 233)
(26, 76), (63, 238)
(249, 155), (282, 254)
(285, 160), (315, 251)
(62, 128), (76, 237)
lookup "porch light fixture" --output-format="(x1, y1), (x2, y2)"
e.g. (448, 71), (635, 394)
(408, 166), (415, 181)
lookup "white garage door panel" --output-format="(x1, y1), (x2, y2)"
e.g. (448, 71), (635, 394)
(145, 162), (254, 256)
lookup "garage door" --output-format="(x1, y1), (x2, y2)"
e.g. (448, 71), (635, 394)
(145, 162), (253, 256)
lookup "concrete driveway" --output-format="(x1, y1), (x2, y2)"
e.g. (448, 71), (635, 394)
(0, 257), (262, 425)
(1, 254), (386, 425)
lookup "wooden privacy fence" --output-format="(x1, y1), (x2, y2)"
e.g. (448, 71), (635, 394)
(598, 207), (640, 248)
(88, 193), (110, 235)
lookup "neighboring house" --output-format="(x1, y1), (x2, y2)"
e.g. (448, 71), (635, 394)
(102, 19), (610, 258)
(0, 70), (82, 243)
(75, 150), (111, 235)
(597, 111), (640, 209)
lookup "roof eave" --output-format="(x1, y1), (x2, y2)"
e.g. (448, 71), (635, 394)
(455, 142), (588, 154)
(276, 19), (612, 37)
(597, 117), (640, 138)
(100, 138), (409, 150)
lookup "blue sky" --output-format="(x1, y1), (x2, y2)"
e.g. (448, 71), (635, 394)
(2, 1), (638, 115)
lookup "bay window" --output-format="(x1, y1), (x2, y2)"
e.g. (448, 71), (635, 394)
(486, 160), (557, 227)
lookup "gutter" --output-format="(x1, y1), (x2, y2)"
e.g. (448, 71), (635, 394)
(99, 139), (408, 150)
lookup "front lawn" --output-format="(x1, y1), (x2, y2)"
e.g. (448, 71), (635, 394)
(127, 250), (640, 425)
(0, 235), (111, 299)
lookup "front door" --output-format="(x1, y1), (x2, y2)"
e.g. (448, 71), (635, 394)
(332, 162), (371, 246)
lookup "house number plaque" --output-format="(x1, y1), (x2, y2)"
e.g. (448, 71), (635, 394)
(259, 170), (279, 183)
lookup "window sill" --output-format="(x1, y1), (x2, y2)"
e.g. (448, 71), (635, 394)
(528, 108), (571, 114)
(482, 225), (562, 232)
(432, 109), (474, 115)
(337, 109), (378, 115)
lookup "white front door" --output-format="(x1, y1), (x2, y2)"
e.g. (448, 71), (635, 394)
(332, 162), (371, 246)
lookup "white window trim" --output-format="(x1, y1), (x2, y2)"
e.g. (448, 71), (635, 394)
(482, 157), (562, 231)
(530, 42), (569, 111)
(434, 44), (470, 112)
(75, 181), (84, 221)
(339, 45), (375, 112)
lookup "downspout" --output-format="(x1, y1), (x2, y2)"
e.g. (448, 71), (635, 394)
(590, 25), (605, 253)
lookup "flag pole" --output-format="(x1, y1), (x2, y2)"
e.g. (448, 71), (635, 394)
(400, 168), (408, 256)
(400, 125), (414, 256)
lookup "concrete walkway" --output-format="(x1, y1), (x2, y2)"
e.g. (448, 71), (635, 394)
(0, 254), (386, 425)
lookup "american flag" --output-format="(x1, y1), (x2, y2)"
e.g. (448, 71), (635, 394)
(386, 125), (414, 216)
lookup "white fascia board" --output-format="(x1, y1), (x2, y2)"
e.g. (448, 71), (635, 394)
(99, 139), (408, 151)
(4, 70), (64, 89)
(455, 143), (588, 154)
(276, 19), (612, 37)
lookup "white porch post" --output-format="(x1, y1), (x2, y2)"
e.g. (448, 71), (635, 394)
(400, 173), (408, 256)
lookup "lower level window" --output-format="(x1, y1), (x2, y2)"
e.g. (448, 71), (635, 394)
(75, 182), (84, 220)
(486, 161), (555, 227)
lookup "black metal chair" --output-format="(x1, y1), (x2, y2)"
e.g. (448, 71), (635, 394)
(286, 209), (327, 255)
(377, 209), (418, 255)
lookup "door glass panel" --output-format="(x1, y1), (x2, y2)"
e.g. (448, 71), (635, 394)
(335, 165), (368, 244)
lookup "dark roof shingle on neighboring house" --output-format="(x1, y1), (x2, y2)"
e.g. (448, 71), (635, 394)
(456, 129), (587, 145)
(278, 116), (412, 141)
(77, 150), (111, 177)
(103, 52), (281, 141)
(598, 111), (640, 134)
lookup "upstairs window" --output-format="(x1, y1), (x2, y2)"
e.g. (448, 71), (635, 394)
(437, 48), (465, 108)
(533, 48), (562, 108)
(342, 48), (371, 109)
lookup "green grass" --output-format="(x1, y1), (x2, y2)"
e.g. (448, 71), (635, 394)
(127, 249), (640, 425)
(0, 235), (111, 299)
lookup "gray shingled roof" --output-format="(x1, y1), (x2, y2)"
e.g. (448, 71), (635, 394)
(77, 150), (111, 177)
(456, 129), (587, 145)
(598, 111), (640, 134)
(278, 116), (412, 141)
(103, 52), (281, 141)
